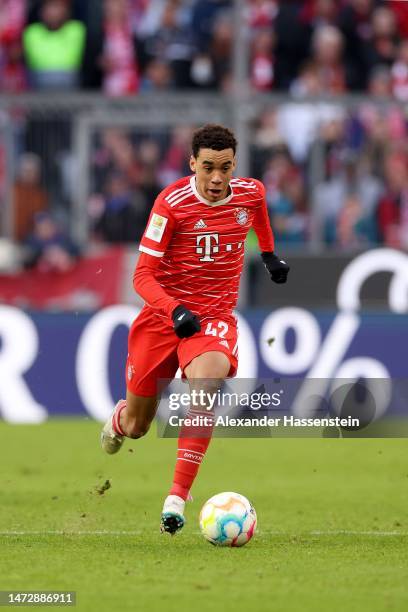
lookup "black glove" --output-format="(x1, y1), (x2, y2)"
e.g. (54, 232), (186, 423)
(261, 252), (290, 284)
(172, 305), (201, 338)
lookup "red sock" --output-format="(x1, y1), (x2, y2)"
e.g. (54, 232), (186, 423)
(112, 400), (126, 436)
(169, 409), (214, 500)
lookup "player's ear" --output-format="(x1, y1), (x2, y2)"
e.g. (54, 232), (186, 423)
(189, 155), (197, 173)
(232, 156), (237, 171)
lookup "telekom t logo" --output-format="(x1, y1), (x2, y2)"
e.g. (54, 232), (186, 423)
(196, 233), (219, 262)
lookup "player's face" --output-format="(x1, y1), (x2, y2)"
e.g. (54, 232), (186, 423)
(190, 148), (236, 203)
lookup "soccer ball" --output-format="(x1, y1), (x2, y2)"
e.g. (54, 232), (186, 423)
(199, 492), (257, 547)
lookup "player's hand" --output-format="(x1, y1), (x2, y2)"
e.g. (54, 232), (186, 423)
(261, 252), (290, 284)
(172, 305), (201, 338)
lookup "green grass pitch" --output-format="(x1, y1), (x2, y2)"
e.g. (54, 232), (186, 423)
(1, 420), (407, 612)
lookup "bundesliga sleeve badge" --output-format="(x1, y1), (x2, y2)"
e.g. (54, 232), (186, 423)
(145, 213), (168, 242)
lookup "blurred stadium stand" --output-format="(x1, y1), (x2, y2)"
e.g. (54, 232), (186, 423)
(0, 0), (407, 310)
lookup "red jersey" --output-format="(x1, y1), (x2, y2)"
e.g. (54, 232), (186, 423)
(134, 175), (274, 324)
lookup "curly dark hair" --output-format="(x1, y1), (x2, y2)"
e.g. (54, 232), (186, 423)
(192, 124), (237, 158)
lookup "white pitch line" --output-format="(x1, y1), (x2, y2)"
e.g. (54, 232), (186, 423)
(0, 530), (407, 537)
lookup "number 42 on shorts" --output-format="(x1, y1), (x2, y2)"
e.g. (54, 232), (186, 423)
(204, 321), (229, 338)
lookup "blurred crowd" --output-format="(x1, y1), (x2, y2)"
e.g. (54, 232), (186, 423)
(6, 105), (408, 266)
(1, 0), (408, 97)
(251, 94), (408, 249)
(2, 0), (408, 267)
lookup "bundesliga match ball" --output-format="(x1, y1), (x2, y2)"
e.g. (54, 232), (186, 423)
(199, 492), (257, 547)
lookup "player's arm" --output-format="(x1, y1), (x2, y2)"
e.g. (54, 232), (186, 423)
(251, 179), (290, 284)
(133, 198), (200, 338)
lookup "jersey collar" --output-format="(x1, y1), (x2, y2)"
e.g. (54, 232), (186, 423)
(190, 175), (234, 206)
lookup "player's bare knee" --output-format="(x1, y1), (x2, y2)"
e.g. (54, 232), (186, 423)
(201, 368), (227, 381)
(186, 352), (230, 381)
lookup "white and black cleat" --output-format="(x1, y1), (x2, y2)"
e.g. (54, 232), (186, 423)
(160, 495), (186, 535)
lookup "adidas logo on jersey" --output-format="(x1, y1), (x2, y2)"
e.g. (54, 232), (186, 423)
(194, 219), (207, 230)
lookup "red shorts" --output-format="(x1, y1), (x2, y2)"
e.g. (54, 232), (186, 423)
(126, 306), (238, 396)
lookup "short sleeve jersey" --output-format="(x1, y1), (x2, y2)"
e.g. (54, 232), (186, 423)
(139, 175), (274, 321)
